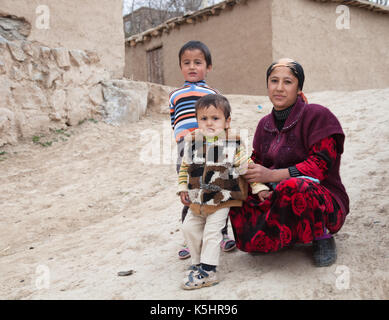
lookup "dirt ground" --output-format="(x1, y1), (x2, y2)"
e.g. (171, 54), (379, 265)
(1, 89), (388, 300)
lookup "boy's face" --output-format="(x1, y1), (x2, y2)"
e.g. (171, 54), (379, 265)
(180, 49), (212, 83)
(197, 105), (231, 137)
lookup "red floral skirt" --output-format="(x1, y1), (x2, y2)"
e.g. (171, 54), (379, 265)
(229, 177), (346, 253)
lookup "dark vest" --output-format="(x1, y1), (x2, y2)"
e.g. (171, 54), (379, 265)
(253, 96), (349, 215)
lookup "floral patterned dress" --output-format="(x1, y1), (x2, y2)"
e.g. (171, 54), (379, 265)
(229, 136), (346, 253)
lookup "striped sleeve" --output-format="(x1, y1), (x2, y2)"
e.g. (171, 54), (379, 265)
(233, 145), (249, 173)
(233, 146), (269, 194)
(248, 158), (269, 194)
(169, 94), (175, 129)
(177, 160), (189, 194)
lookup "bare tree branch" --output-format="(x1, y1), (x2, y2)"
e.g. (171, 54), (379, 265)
(368, 0), (389, 6)
(123, 0), (218, 37)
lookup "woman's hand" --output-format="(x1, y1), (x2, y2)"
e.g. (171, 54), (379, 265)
(244, 163), (290, 184)
(244, 163), (274, 184)
(180, 191), (191, 206)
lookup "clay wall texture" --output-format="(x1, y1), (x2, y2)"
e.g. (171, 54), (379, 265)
(272, 0), (389, 93)
(125, 0), (273, 95)
(125, 0), (389, 95)
(0, 0), (124, 78)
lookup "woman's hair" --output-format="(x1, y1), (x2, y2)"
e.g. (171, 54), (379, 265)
(195, 94), (231, 119)
(179, 40), (212, 67)
(266, 58), (305, 90)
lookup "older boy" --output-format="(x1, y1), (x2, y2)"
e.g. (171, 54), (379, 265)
(169, 41), (236, 260)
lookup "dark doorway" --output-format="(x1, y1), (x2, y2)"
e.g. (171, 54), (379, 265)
(147, 46), (164, 84)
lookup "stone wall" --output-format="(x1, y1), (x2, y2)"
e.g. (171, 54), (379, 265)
(0, 36), (172, 146)
(0, 35), (111, 146)
(0, 2), (172, 147)
(0, 0), (124, 78)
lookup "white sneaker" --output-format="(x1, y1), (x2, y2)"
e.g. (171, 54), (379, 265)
(182, 266), (219, 290)
(184, 264), (200, 276)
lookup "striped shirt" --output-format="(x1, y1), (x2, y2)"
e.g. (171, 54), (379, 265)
(169, 80), (219, 142)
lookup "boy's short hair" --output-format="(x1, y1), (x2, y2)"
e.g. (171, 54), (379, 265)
(195, 94), (231, 120)
(179, 41), (212, 67)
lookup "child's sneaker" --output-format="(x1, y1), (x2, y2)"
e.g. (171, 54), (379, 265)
(220, 235), (236, 252)
(185, 264), (200, 276)
(182, 266), (219, 290)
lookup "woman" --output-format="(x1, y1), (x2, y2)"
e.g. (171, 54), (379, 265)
(229, 58), (349, 267)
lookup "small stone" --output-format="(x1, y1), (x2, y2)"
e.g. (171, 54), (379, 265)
(40, 46), (52, 60)
(43, 68), (61, 89)
(22, 41), (34, 56)
(7, 41), (26, 62)
(85, 50), (100, 64)
(49, 112), (62, 121)
(52, 47), (70, 68)
(0, 60), (6, 74)
(117, 270), (135, 277)
(89, 85), (103, 106)
(69, 49), (88, 66)
(0, 35), (8, 49)
(9, 65), (23, 81)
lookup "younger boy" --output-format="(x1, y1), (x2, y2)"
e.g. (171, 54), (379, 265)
(169, 41), (236, 260)
(178, 94), (270, 289)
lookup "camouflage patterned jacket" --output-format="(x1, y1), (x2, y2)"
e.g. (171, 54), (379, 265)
(179, 129), (249, 215)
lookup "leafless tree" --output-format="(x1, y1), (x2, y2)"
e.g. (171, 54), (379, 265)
(123, 0), (218, 37)
(368, 0), (389, 6)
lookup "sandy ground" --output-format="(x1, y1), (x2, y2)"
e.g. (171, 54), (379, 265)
(0, 88), (388, 300)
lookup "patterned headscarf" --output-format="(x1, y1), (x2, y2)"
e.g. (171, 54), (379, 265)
(266, 58), (308, 103)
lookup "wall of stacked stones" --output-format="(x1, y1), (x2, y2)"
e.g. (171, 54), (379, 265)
(0, 35), (110, 146)
(0, 38), (173, 147)
(0, 6), (175, 147)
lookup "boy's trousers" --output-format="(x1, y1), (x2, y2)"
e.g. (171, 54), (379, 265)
(182, 207), (230, 266)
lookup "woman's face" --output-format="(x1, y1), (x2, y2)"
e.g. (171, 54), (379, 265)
(267, 67), (301, 110)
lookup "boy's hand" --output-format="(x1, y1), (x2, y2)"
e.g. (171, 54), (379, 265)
(258, 190), (272, 202)
(180, 191), (191, 206)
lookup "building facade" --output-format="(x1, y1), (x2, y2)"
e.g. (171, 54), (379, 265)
(125, 0), (389, 95)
